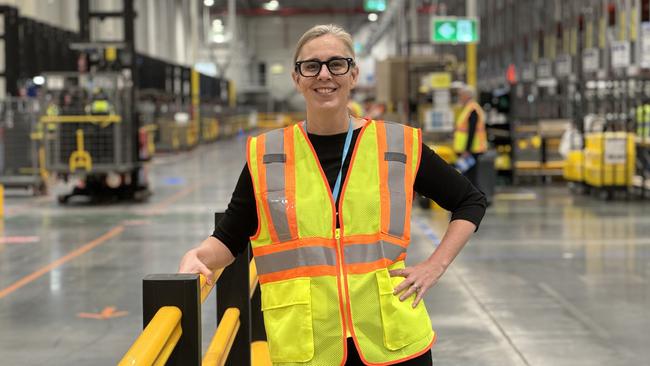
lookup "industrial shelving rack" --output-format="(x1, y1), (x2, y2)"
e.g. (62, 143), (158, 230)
(0, 98), (46, 193)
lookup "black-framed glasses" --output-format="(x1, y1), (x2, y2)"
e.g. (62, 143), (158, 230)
(294, 57), (355, 77)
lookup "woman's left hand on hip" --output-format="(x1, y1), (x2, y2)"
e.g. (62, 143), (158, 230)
(389, 261), (446, 308)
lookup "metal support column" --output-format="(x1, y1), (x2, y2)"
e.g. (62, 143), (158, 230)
(215, 212), (252, 366)
(466, 0), (477, 89)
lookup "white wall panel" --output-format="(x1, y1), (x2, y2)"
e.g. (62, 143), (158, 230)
(0, 0), (78, 32)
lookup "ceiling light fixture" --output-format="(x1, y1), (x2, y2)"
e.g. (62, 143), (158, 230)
(262, 0), (280, 11)
(204, 0), (214, 7)
(368, 13), (378, 22)
(33, 75), (45, 85)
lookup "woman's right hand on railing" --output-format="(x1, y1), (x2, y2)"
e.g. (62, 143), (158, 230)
(179, 248), (215, 284)
(178, 236), (236, 285)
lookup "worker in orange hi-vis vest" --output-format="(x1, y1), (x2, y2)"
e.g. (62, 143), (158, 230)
(179, 24), (486, 366)
(453, 86), (487, 188)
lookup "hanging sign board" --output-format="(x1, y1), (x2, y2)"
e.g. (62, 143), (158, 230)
(582, 48), (600, 73)
(640, 22), (650, 69)
(611, 41), (631, 69)
(604, 137), (627, 164)
(555, 54), (572, 77)
(429, 72), (452, 89)
(431, 17), (479, 43)
(521, 63), (535, 82)
(536, 59), (553, 79)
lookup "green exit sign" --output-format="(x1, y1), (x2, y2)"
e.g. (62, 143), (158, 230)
(364, 0), (386, 12)
(431, 17), (479, 44)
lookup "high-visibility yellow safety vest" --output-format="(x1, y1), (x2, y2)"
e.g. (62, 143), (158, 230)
(91, 99), (110, 114)
(453, 101), (487, 154)
(247, 120), (436, 365)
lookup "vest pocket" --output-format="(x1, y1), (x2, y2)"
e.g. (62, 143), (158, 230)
(261, 278), (314, 362)
(375, 269), (432, 351)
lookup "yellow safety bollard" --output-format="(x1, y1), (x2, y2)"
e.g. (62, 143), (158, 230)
(0, 184), (4, 217)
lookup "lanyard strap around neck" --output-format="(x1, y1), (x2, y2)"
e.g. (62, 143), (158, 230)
(304, 116), (354, 203)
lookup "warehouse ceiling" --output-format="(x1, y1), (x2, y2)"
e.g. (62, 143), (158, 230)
(208, 0), (380, 16)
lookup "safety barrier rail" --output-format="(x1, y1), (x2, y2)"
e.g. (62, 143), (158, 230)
(119, 212), (269, 366)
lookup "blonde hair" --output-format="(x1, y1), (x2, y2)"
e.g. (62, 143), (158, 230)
(293, 24), (355, 63)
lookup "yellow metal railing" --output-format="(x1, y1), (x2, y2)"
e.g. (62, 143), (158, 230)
(39, 114), (122, 128)
(202, 308), (241, 366)
(201, 259), (262, 365)
(200, 268), (224, 304)
(118, 306), (182, 366)
(118, 259), (267, 366)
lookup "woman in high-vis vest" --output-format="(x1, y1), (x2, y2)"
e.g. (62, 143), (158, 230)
(179, 24), (486, 366)
(453, 86), (487, 188)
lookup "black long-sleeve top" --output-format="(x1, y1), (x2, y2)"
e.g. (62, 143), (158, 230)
(213, 127), (487, 257)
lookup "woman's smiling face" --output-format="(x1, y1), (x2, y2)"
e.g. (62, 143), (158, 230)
(292, 34), (358, 112)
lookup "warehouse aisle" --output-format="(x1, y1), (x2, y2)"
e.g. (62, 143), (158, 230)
(1, 133), (649, 365)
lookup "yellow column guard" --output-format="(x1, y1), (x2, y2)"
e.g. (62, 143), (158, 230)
(202, 308), (241, 366)
(69, 129), (92, 172)
(118, 306), (182, 366)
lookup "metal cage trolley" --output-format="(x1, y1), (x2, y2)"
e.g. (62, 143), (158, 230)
(0, 98), (47, 194)
(40, 72), (150, 203)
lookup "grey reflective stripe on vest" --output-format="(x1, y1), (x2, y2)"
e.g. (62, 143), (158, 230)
(344, 241), (406, 264)
(384, 123), (407, 238)
(255, 246), (337, 275)
(263, 129), (292, 241)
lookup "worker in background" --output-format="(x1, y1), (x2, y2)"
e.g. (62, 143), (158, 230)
(453, 86), (487, 188)
(179, 24), (486, 366)
(347, 89), (365, 117)
(45, 93), (60, 117)
(347, 98), (364, 118)
(88, 88), (111, 115)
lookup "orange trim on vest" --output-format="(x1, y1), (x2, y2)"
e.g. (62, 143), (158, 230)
(284, 127), (298, 240)
(252, 238), (336, 256)
(456, 102), (482, 131)
(341, 233), (409, 247)
(257, 265), (339, 284)
(247, 137), (264, 241)
(345, 253), (407, 275)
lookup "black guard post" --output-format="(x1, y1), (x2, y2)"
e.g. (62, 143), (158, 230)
(250, 284), (267, 342)
(215, 212), (252, 366)
(143, 273), (201, 365)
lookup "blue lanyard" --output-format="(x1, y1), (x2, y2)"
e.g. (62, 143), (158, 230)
(305, 116), (354, 203)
